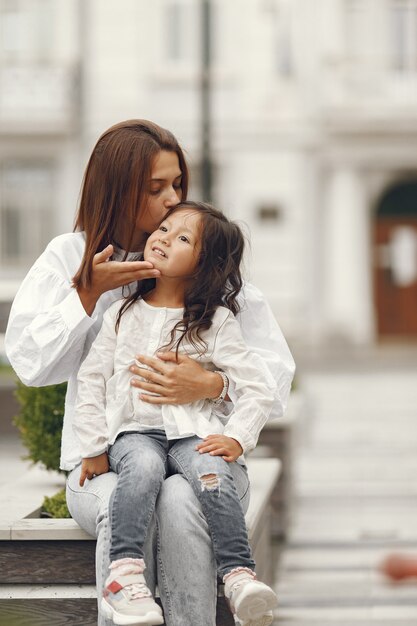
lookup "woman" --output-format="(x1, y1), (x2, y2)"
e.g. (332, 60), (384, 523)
(5, 120), (295, 626)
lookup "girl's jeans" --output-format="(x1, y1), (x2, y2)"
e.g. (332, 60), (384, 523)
(66, 432), (251, 626)
(107, 431), (255, 578)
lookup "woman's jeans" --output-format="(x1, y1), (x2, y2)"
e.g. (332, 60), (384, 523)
(107, 431), (255, 578)
(66, 433), (251, 626)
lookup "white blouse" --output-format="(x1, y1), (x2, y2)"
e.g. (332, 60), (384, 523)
(74, 300), (277, 458)
(5, 232), (295, 471)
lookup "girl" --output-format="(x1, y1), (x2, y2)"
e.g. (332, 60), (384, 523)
(5, 119), (295, 626)
(74, 201), (278, 626)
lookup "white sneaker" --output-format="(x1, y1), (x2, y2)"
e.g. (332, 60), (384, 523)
(224, 570), (277, 626)
(101, 559), (164, 625)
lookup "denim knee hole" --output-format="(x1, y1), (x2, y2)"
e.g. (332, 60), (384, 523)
(198, 473), (221, 493)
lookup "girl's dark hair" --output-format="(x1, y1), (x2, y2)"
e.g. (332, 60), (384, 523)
(72, 119), (189, 289)
(116, 201), (245, 356)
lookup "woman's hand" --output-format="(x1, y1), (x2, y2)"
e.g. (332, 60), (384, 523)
(79, 452), (110, 486)
(130, 352), (224, 405)
(196, 435), (243, 462)
(77, 245), (161, 316)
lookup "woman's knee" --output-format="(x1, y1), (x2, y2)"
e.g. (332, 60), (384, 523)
(156, 474), (207, 532)
(66, 465), (117, 537)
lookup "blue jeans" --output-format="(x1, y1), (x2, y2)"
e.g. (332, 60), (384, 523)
(67, 463), (251, 626)
(107, 430), (255, 579)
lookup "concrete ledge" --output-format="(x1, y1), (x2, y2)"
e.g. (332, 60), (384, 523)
(0, 584), (97, 599)
(253, 391), (305, 538)
(0, 463), (65, 540)
(0, 457), (281, 626)
(10, 518), (91, 541)
(1, 457), (280, 543)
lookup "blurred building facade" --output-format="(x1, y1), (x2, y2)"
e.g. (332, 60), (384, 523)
(1, 0), (417, 345)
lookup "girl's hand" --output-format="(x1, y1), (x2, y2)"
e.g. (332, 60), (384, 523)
(196, 435), (243, 462)
(130, 352), (224, 405)
(77, 245), (161, 316)
(79, 452), (110, 486)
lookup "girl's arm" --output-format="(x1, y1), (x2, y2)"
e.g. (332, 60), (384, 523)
(79, 453), (110, 487)
(73, 306), (118, 460)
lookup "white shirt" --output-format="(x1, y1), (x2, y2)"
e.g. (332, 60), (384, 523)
(74, 300), (277, 457)
(5, 232), (295, 471)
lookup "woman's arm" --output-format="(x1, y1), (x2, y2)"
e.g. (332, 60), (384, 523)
(129, 282), (295, 410)
(76, 244), (160, 316)
(234, 282), (295, 420)
(5, 265), (95, 386)
(130, 351), (224, 404)
(5, 237), (160, 387)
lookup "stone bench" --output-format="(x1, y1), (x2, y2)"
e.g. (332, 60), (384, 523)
(252, 391), (305, 538)
(0, 457), (281, 626)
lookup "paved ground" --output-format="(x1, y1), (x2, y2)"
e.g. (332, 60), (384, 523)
(272, 344), (417, 625)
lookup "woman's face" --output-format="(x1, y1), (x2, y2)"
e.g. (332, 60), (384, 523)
(136, 150), (183, 236)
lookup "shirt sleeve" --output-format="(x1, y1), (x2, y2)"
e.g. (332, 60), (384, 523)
(210, 310), (278, 453)
(5, 246), (96, 387)
(232, 282), (296, 421)
(73, 307), (118, 458)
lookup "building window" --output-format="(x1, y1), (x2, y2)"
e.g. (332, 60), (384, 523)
(0, 0), (54, 62)
(163, 0), (199, 68)
(390, 0), (417, 72)
(345, 0), (368, 61)
(257, 203), (283, 223)
(165, 2), (185, 62)
(0, 163), (55, 269)
(273, 0), (293, 77)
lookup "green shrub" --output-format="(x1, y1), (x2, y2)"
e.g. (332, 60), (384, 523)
(13, 381), (67, 473)
(41, 488), (71, 518)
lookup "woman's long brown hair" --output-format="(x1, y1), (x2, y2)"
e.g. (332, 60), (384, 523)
(116, 201), (245, 357)
(73, 119), (189, 289)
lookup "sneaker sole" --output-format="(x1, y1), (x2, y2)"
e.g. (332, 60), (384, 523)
(235, 587), (277, 624)
(240, 611), (274, 626)
(101, 597), (164, 625)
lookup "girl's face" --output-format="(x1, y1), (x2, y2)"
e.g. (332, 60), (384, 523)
(136, 150), (183, 236)
(144, 209), (202, 278)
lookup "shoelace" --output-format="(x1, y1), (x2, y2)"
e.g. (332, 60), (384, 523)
(229, 578), (249, 595)
(124, 580), (152, 600)
(228, 574), (257, 599)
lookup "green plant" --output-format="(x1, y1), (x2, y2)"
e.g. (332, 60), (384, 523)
(41, 489), (71, 518)
(13, 381), (67, 473)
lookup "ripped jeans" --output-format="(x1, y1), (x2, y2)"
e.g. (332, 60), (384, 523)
(108, 430), (255, 579)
